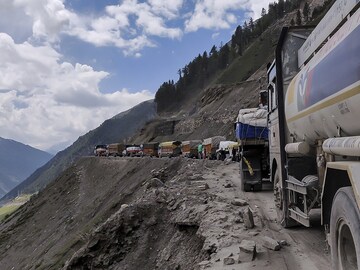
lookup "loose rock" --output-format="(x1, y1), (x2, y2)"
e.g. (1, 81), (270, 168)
(231, 199), (248, 206)
(146, 178), (164, 189)
(238, 240), (257, 262)
(243, 207), (254, 229)
(223, 257), (235, 265)
(224, 183), (232, 188)
(262, 236), (281, 251)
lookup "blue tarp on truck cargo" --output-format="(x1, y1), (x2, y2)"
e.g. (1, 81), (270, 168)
(235, 122), (268, 140)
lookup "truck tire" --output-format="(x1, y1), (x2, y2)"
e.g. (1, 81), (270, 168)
(330, 187), (360, 270)
(273, 169), (297, 227)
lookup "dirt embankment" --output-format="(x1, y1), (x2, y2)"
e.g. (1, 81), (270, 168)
(133, 80), (260, 144)
(0, 157), (329, 270)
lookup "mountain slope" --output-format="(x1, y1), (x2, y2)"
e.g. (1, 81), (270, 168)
(0, 100), (157, 203)
(0, 138), (53, 198)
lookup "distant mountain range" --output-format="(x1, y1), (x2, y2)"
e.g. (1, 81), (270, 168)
(0, 100), (157, 203)
(0, 137), (53, 198)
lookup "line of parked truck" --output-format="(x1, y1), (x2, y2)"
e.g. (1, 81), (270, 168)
(94, 136), (240, 160)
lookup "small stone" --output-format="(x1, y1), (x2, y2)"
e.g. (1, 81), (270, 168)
(279, 240), (289, 247)
(262, 236), (281, 251)
(234, 218), (243, 224)
(223, 257), (235, 265)
(231, 199), (248, 206)
(146, 178), (164, 189)
(243, 207), (254, 229)
(198, 260), (211, 267)
(197, 183), (209, 190)
(224, 183), (232, 188)
(248, 231), (259, 236)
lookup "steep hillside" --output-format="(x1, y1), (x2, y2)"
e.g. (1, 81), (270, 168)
(0, 100), (156, 204)
(0, 157), (330, 270)
(0, 157), (209, 269)
(0, 138), (52, 198)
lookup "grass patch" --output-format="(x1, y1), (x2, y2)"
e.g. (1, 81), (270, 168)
(0, 194), (33, 221)
(0, 204), (20, 221)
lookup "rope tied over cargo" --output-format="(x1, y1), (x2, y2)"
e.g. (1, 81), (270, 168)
(242, 156), (254, 176)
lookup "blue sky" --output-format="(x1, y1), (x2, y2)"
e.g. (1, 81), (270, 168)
(0, 0), (273, 153)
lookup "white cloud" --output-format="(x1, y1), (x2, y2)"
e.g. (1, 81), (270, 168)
(247, 0), (274, 20)
(185, 0), (249, 32)
(0, 33), (153, 151)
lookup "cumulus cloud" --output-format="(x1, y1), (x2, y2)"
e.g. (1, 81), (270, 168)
(185, 0), (248, 32)
(0, 0), (183, 56)
(247, 0), (274, 20)
(0, 33), (153, 151)
(0, 0), (275, 152)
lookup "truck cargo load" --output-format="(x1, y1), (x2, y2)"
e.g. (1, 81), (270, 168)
(181, 140), (202, 158)
(235, 108), (268, 140)
(107, 143), (125, 157)
(203, 136), (225, 159)
(142, 142), (159, 157)
(158, 141), (182, 158)
(216, 141), (239, 161)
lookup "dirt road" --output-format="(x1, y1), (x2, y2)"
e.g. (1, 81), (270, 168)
(202, 161), (330, 270)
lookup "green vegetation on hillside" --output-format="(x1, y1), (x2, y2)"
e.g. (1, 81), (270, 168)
(155, 0), (304, 112)
(0, 194), (32, 221)
(155, 0), (335, 113)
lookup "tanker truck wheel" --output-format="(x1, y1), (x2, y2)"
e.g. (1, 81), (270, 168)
(273, 169), (297, 227)
(330, 187), (360, 270)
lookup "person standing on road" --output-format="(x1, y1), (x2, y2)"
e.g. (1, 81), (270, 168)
(198, 143), (203, 159)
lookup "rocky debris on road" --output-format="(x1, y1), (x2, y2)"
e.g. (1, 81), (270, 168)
(223, 257), (236, 265)
(231, 198), (248, 206)
(145, 177), (164, 189)
(238, 239), (257, 262)
(279, 240), (289, 247)
(262, 236), (281, 251)
(242, 207), (255, 229)
(151, 167), (167, 181)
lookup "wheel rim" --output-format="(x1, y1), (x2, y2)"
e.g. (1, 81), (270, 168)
(274, 174), (283, 211)
(337, 219), (357, 270)
(273, 171), (285, 224)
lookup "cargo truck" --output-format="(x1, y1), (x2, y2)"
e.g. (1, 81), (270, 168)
(267, 1), (360, 268)
(107, 143), (125, 157)
(142, 142), (159, 157)
(203, 136), (226, 159)
(235, 107), (269, 191)
(158, 141), (182, 158)
(181, 140), (202, 158)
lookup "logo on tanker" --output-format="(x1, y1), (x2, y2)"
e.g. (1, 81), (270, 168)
(297, 68), (313, 110)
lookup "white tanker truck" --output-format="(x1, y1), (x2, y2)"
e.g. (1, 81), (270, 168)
(267, 1), (360, 269)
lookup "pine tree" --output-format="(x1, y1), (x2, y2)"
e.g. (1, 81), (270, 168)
(303, 2), (310, 22)
(261, 8), (266, 17)
(296, 9), (302, 25)
(234, 26), (243, 55)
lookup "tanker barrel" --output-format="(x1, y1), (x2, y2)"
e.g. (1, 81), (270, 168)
(323, 137), (360, 157)
(285, 142), (311, 156)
